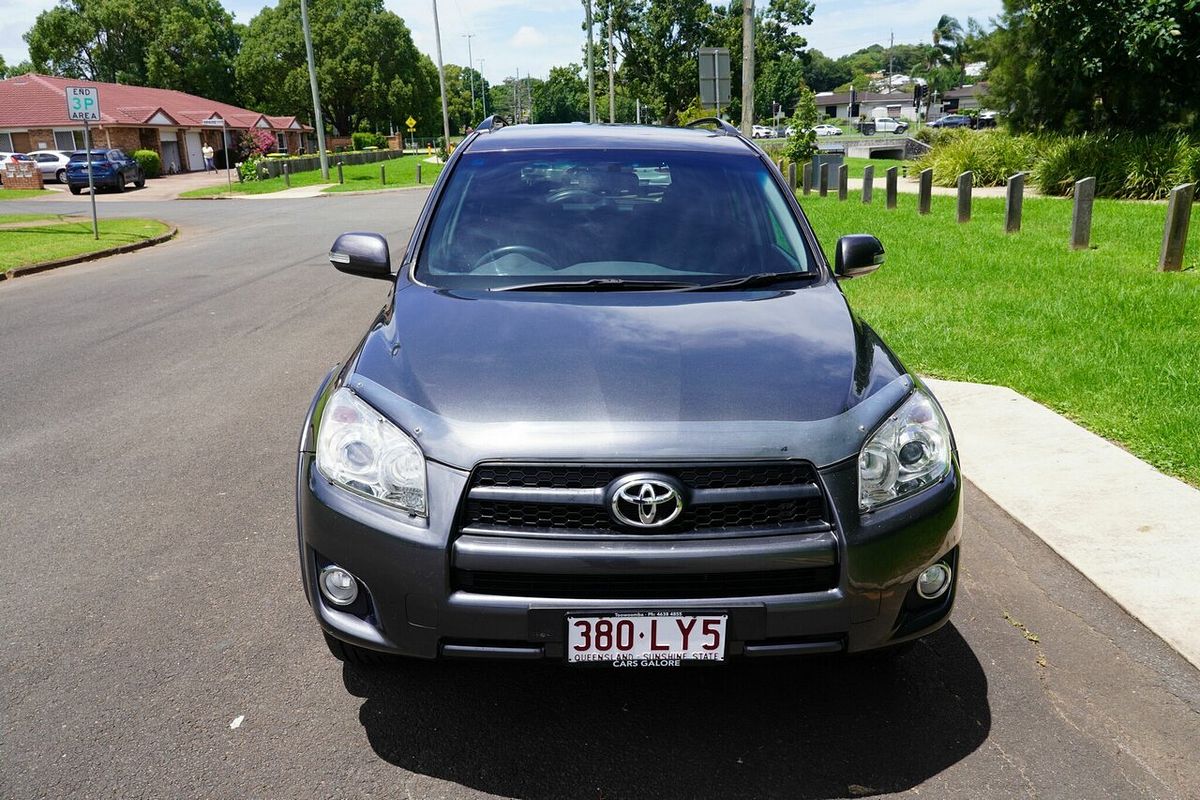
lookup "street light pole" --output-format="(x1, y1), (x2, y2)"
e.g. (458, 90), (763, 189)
(586, 0), (596, 123)
(607, 0), (615, 123)
(299, 0), (328, 179)
(479, 59), (488, 117)
(740, 0), (755, 137)
(462, 34), (476, 122)
(431, 0), (452, 152)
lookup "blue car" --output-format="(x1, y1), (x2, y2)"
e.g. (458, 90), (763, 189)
(66, 149), (145, 194)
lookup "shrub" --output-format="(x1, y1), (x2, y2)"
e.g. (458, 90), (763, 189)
(132, 149), (161, 179)
(351, 131), (387, 150)
(238, 158), (263, 182)
(913, 130), (1038, 187)
(1034, 133), (1200, 200)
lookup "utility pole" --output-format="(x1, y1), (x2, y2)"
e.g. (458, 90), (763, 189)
(586, 0), (596, 123)
(432, 0), (452, 150)
(299, 0), (328, 179)
(479, 59), (488, 117)
(607, 1), (615, 122)
(462, 34), (476, 122)
(513, 69), (520, 122)
(740, 0), (754, 137)
(888, 31), (894, 91)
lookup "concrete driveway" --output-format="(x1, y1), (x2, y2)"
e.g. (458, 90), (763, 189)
(24, 169), (232, 202)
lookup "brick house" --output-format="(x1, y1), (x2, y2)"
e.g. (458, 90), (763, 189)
(0, 74), (314, 173)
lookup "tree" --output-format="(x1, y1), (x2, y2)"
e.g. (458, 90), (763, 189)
(533, 65), (589, 123)
(931, 14), (963, 66)
(988, 0), (1200, 132)
(144, 0), (240, 103)
(782, 83), (818, 163)
(802, 50), (850, 92)
(236, 0), (437, 135)
(608, 0), (715, 123)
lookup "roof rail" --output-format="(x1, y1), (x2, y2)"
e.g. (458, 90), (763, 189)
(683, 117), (743, 137)
(474, 114), (509, 132)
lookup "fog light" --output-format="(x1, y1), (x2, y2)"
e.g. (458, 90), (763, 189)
(916, 563), (952, 600)
(319, 565), (359, 606)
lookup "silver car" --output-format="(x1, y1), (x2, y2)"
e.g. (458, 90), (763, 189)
(27, 150), (74, 184)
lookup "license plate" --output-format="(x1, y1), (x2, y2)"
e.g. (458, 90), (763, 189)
(566, 613), (727, 666)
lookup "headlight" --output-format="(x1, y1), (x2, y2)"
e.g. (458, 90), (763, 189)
(315, 387), (427, 515)
(859, 388), (952, 511)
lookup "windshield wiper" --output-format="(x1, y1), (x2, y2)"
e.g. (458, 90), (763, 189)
(489, 278), (698, 292)
(676, 271), (818, 292)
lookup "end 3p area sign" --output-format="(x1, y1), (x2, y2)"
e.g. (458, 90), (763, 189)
(66, 86), (101, 121)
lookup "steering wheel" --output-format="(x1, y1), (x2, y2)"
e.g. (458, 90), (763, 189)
(547, 188), (603, 206)
(471, 244), (556, 271)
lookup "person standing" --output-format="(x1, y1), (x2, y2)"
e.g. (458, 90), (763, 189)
(202, 142), (215, 172)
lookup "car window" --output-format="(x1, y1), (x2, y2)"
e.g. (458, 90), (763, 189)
(415, 148), (815, 289)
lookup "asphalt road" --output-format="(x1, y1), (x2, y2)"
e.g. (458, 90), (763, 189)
(2, 191), (1198, 800)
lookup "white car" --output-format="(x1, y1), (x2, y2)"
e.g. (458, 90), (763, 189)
(27, 150), (74, 183)
(813, 124), (843, 136)
(751, 125), (775, 139)
(872, 117), (909, 134)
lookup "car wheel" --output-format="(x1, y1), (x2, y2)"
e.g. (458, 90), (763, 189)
(69, 185), (82, 195)
(135, 172), (145, 188)
(56, 169), (67, 184)
(113, 177), (125, 193)
(322, 631), (393, 666)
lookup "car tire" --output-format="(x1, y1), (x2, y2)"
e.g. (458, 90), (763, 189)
(322, 631), (393, 666)
(69, 185), (82, 195)
(135, 170), (145, 189)
(56, 169), (67, 183)
(113, 177), (125, 193)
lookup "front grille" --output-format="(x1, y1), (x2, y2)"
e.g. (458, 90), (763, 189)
(455, 566), (840, 599)
(461, 461), (831, 537)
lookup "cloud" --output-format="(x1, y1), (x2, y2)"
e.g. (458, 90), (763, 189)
(509, 25), (548, 49)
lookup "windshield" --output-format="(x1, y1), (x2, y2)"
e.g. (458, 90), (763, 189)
(415, 148), (816, 289)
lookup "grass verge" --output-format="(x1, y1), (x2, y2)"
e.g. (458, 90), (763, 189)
(179, 156), (438, 197)
(0, 218), (171, 273)
(323, 157), (444, 192)
(0, 188), (54, 200)
(800, 189), (1200, 485)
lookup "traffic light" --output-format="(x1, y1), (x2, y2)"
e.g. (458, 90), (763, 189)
(913, 84), (926, 107)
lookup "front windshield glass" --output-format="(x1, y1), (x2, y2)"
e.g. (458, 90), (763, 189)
(415, 148), (816, 289)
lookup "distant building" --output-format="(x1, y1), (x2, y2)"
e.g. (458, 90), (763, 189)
(813, 91), (919, 122)
(0, 74), (313, 173)
(940, 82), (989, 114)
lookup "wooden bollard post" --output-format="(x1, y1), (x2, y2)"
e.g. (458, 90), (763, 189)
(283, 162), (290, 188)
(918, 168), (933, 214)
(1070, 177), (1096, 249)
(956, 171), (973, 222)
(819, 162), (829, 197)
(1159, 182), (1196, 271)
(337, 160), (344, 184)
(416, 163), (422, 184)
(788, 162), (796, 192)
(837, 164), (848, 200)
(886, 166), (898, 209)
(861, 165), (874, 204)
(1005, 172), (1025, 233)
(802, 162), (812, 195)
(380, 165), (387, 186)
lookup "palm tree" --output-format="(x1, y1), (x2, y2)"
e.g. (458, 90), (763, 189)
(931, 14), (963, 65)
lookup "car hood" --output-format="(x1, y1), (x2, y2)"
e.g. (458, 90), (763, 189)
(349, 282), (909, 469)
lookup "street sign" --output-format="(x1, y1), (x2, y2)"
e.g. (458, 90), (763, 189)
(201, 118), (225, 126)
(65, 86), (101, 121)
(698, 47), (731, 108)
(406, 116), (417, 129)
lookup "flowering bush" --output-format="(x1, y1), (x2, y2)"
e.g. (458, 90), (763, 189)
(241, 129), (276, 158)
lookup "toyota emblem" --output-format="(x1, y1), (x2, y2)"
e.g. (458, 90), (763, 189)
(609, 475), (684, 528)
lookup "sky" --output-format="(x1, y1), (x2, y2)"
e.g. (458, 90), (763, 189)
(1, 0), (1005, 85)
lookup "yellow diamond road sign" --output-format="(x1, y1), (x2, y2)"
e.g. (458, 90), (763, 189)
(405, 116), (417, 129)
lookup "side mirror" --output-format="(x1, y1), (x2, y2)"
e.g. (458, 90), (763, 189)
(329, 232), (392, 280)
(834, 234), (885, 278)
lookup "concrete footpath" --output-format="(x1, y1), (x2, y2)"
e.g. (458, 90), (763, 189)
(928, 378), (1200, 669)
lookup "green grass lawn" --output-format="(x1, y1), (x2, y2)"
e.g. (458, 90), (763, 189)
(0, 188), (54, 200)
(323, 157), (444, 193)
(0, 213), (60, 225)
(179, 156), (439, 197)
(800, 189), (1200, 485)
(842, 156), (908, 179)
(0, 218), (171, 273)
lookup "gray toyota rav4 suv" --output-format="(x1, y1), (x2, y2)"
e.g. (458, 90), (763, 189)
(297, 118), (962, 667)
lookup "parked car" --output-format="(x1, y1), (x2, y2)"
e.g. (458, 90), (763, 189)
(0, 152), (35, 185)
(26, 150), (73, 184)
(65, 149), (145, 194)
(298, 118), (963, 667)
(813, 124), (843, 136)
(751, 125), (775, 139)
(872, 117), (909, 134)
(929, 114), (971, 128)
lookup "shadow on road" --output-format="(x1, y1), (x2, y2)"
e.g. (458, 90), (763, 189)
(342, 624), (990, 799)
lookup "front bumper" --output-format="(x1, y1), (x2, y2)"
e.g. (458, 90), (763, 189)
(296, 450), (963, 661)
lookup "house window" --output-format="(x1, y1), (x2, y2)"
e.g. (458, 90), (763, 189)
(54, 130), (86, 150)
(0, 132), (12, 151)
(276, 132), (287, 153)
